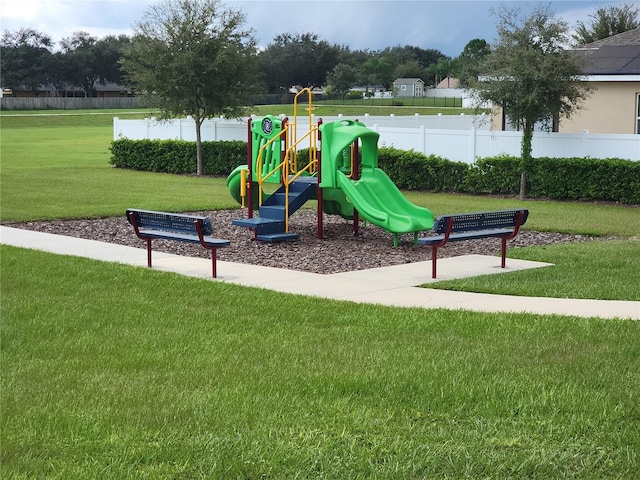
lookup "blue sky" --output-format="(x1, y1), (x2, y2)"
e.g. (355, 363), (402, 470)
(0, 0), (627, 56)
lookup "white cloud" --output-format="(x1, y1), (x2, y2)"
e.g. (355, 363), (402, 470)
(0, 0), (625, 56)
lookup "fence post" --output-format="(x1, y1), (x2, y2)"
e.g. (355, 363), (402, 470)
(582, 129), (589, 158)
(470, 127), (476, 164)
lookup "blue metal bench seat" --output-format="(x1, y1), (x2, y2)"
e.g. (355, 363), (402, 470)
(418, 209), (529, 278)
(126, 209), (230, 278)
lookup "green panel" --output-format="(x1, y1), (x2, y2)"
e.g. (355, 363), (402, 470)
(251, 115), (284, 184)
(319, 119), (379, 188)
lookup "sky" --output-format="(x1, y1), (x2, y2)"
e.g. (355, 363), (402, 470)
(0, 0), (628, 57)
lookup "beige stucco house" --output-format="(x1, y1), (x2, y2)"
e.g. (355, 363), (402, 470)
(493, 28), (640, 134)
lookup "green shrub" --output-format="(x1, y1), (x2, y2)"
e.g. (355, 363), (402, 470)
(378, 147), (468, 191)
(110, 139), (246, 175)
(345, 90), (363, 100)
(462, 155), (521, 195)
(528, 157), (640, 204)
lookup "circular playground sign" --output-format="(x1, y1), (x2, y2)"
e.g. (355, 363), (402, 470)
(261, 117), (273, 135)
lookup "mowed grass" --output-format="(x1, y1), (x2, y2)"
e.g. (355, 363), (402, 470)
(1, 111), (235, 221)
(2, 245), (639, 479)
(1, 110), (639, 478)
(428, 239), (640, 300)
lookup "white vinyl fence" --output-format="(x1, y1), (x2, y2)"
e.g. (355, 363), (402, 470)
(114, 116), (640, 163)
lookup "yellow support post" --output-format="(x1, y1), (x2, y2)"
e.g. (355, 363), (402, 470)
(240, 168), (247, 208)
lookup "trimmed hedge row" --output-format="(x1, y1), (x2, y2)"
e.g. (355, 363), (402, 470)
(110, 140), (640, 204)
(462, 154), (640, 204)
(110, 139), (245, 175)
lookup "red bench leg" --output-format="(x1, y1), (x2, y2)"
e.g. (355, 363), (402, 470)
(146, 239), (152, 268)
(501, 237), (507, 268)
(432, 246), (438, 278)
(211, 249), (217, 278)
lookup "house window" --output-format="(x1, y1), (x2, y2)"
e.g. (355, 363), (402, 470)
(401, 85), (406, 91)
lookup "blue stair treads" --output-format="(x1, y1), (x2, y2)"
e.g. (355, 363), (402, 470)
(232, 217), (285, 235)
(257, 232), (300, 242)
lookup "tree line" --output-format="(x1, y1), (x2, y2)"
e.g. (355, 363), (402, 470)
(1, 2), (636, 99)
(0, 27), (462, 98)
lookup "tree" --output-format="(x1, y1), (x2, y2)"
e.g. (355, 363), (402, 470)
(0, 29), (54, 93)
(95, 35), (132, 88)
(469, 5), (592, 199)
(121, 0), (258, 176)
(359, 55), (393, 91)
(258, 33), (339, 93)
(59, 32), (101, 96)
(326, 63), (358, 99)
(428, 57), (456, 87)
(59, 32), (129, 96)
(456, 38), (491, 87)
(572, 3), (639, 45)
(392, 60), (429, 84)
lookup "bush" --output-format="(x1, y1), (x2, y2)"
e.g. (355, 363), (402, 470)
(110, 139), (246, 175)
(378, 147), (468, 192)
(528, 157), (640, 204)
(462, 155), (521, 195)
(345, 90), (364, 100)
(111, 139), (640, 204)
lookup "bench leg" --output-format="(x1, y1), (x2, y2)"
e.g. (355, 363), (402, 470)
(501, 237), (507, 268)
(211, 248), (217, 278)
(432, 246), (438, 279)
(146, 239), (152, 268)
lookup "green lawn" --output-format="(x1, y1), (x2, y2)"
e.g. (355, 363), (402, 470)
(1, 110), (639, 478)
(0, 113), (236, 221)
(2, 246), (639, 479)
(428, 239), (640, 301)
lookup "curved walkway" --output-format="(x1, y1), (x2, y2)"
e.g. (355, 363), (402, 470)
(2, 226), (638, 320)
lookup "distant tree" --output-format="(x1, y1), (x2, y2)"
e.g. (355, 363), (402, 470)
(121, 0), (258, 175)
(456, 38), (491, 87)
(392, 60), (429, 84)
(326, 63), (358, 99)
(428, 57), (456, 87)
(0, 29), (54, 93)
(59, 32), (131, 96)
(572, 3), (639, 45)
(359, 55), (393, 90)
(470, 5), (592, 199)
(95, 35), (131, 87)
(258, 33), (339, 93)
(381, 45), (446, 85)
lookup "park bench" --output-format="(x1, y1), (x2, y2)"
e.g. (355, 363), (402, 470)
(418, 209), (529, 278)
(126, 209), (230, 278)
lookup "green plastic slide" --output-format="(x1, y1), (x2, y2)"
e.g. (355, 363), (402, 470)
(336, 168), (434, 234)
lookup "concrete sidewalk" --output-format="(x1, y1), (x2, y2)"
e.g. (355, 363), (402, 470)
(2, 226), (638, 320)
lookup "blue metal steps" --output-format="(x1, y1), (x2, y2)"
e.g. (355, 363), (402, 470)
(233, 177), (317, 242)
(257, 232), (300, 242)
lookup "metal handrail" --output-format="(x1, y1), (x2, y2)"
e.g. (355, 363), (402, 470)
(256, 87), (319, 232)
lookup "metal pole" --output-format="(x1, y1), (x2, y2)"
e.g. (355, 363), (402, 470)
(317, 118), (323, 240)
(247, 118), (254, 219)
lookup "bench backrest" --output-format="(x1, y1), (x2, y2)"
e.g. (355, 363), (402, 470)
(433, 209), (528, 234)
(126, 209), (214, 236)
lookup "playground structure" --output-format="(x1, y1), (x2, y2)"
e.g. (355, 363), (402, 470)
(227, 89), (434, 247)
